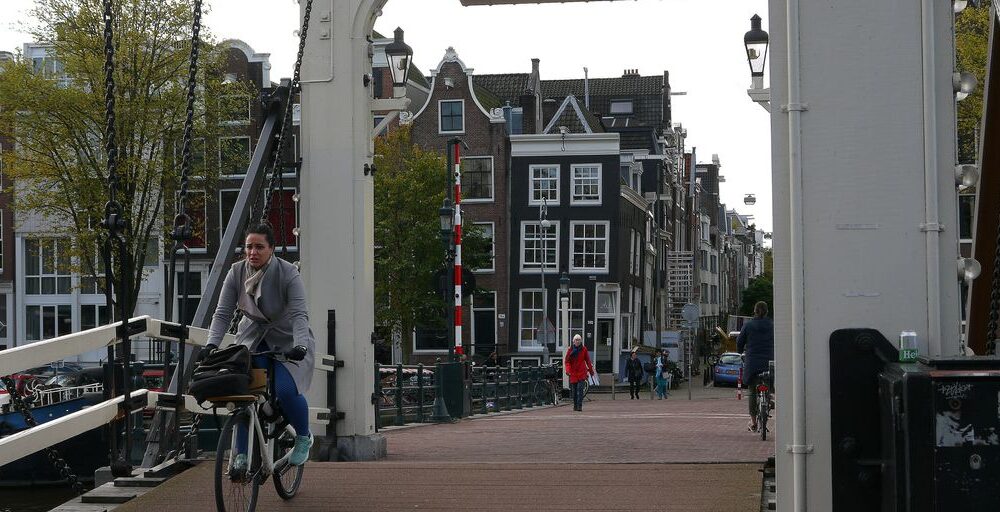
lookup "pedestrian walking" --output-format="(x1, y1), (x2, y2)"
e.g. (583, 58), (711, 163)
(625, 350), (644, 399)
(655, 349), (670, 399)
(564, 334), (595, 411)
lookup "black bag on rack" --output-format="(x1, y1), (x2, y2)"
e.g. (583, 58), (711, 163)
(188, 345), (252, 402)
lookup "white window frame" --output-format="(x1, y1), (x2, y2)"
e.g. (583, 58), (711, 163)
(519, 288), (545, 351)
(472, 222), (495, 273)
(461, 156), (495, 203)
(25, 304), (72, 341)
(609, 99), (634, 115)
(511, 356), (542, 367)
(79, 303), (112, 332)
(570, 164), (602, 205)
(555, 288), (585, 352)
(569, 221), (610, 274)
(176, 190), (208, 254)
(219, 94), (252, 125)
(438, 99), (465, 134)
(519, 221), (559, 274)
(24, 238), (72, 296)
(173, 137), (206, 177)
(174, 268), (205, 324)
(528, 164), (560, 205)
(219, 135), (252, 177)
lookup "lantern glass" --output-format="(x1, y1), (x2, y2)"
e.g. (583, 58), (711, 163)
(385, 27), (413, 88)
(744, 15), (769, 78)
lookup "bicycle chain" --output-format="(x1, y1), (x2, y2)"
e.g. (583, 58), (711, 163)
(1, 376), (86, 495)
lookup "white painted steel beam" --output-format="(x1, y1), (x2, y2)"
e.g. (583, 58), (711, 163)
(0, 390), (149, 467)
(0, 316), (233, 377)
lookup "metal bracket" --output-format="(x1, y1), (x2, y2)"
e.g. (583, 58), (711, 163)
(316, 355), (344, 373)
(920, 222), (945, 232)
(781, 102), (809, 112)
(785, 444), (815, 454)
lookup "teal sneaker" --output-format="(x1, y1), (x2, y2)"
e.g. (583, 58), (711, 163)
(231, 453), (248, 477)
(289, 434), (313, 466)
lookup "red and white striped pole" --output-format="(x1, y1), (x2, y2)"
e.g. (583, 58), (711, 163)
(452, 142), (464, 357)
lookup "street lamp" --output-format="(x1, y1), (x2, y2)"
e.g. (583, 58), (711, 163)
(384, 27), (413, 97)
(744, 193), (756, 206)
(559, 272), (570, 391)
(439, 199), (454, 241)
(744, 14), (771, 112)
(539, 197), (551, 356)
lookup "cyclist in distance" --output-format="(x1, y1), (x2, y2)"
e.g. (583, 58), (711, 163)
(205, 223), (316, 469)
(736, 301), (774, 432)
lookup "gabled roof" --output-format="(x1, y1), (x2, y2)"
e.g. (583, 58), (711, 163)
(471, 73), (532, 106)
(542, 95), (604, 134)
(542, 75), (665, 127)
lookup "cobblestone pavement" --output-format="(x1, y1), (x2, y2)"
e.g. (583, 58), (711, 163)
(112, 381), (772, 511)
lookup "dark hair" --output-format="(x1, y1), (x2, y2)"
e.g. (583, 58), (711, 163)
(245, 223), (276, 247)
(754, 301), (769, 318)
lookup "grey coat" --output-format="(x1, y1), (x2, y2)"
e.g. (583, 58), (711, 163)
(206, 257), (316, 394)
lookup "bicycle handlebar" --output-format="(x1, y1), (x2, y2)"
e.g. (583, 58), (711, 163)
(252, 345), (308, 362)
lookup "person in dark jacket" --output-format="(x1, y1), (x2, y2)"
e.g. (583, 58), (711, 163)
(737, 301), (775, 432)
(624, 350), (644, 399)
(564, 334), (595, 411)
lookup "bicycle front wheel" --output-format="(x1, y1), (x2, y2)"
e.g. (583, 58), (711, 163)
(273, 425), (305, 499)
(215, 410), (260, 512)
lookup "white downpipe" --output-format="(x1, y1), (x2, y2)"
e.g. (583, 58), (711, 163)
(785, 0), (808, 509)
(920, 0), (943, 357)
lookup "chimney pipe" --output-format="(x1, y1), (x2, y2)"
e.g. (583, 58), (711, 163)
(584, 67), (590, 109)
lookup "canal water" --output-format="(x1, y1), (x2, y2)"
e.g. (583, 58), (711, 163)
(0, 486), (81, 511)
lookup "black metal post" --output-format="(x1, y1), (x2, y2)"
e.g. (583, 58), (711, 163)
(430, 360), (451, 422)
(374, 362), (381, 432)
(394, 363), (404, 426)
(416, 363), (425, 423)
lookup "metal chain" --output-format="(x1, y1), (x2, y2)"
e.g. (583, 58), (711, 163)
(175, 0), (203, 228)
(986, 208), (1000, 355)
(1, 376), (86, 494)
(102, 0), (118, 202)
(259, 0), (313, 225)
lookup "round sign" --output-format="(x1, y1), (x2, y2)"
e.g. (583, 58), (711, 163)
(681, 303), (700, 323)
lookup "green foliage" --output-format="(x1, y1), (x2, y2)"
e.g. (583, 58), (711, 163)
(955, 4), (990, 163)
(373, 127), (491, 360)
(0, 0), (237, 313)
(740, 268), (773, 318)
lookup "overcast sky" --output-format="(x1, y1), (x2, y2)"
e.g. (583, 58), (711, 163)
(2, 0), (773, 231)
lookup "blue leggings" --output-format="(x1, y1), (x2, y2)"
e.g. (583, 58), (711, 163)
(237, 352), (310, 453)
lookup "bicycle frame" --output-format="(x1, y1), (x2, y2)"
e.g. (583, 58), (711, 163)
(231, 400), (294, 480)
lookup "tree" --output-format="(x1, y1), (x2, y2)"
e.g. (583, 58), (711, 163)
(374, 126), (491, 362)
(740, 251), (773, 318)
(0, 0), (234, 316)
(955, 4), (990, 163)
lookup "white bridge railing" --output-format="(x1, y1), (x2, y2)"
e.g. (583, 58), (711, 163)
(0, 315), (234, 467)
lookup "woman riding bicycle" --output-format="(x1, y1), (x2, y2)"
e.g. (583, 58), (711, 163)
(205, 224), (316, 469)
(736, 301), (774, 432)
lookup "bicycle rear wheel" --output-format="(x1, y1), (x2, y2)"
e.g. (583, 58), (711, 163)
(757, 392), (769, 441)
(215, 410), (260, 512)
(273, 425), (305, 499)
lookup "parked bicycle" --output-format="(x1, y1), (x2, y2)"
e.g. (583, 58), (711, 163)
(213, 347), (307, 512)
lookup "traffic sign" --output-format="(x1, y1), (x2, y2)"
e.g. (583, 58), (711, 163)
(681, 303), (700, 324)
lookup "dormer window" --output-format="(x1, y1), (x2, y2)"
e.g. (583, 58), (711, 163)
(609, 100), (633, 115)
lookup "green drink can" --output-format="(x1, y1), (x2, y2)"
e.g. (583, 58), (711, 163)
(899, 331), (918, 363)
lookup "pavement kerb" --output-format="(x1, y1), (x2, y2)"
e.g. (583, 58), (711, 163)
(377, 401), (569, 433)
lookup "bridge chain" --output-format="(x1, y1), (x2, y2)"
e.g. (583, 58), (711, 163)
(987, 205), (1000, 355)
(0, 376), (86, 495)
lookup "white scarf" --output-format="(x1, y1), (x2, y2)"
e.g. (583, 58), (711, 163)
(244, 257), (271, 302)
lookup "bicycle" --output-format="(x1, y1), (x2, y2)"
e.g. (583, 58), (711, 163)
(754, 362), (774, 441)
(212, 347), (307, 512)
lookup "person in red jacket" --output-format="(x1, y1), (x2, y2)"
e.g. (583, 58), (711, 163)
(564, 334), (595, 411)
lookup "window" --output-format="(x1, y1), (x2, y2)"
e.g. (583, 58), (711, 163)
(959, 194), (975, 241)
(462, 157), (494, 201)
(701, 283), (709, 303)
(710, 255), (718, 274)
(439, 100), (464, 133)
(31, 56), (64, 79)
(219, 136), (251, 176)
(597, 291), (616, 315)
(177, 190), (207, 250)
(219, 189), (240, 245)
(570, 221), (609, 272)
(571, 164), (602, 204)
(80, 246), (106, 295)
(609, 100), (633, 115)
(413, 327), (449, 352)
(700, 250), (708, 271)
(556, 289), (585, 351)
(220, 95), (252, 125)
(529, 165), (559, 205)
(519, 289), (545, 350)
(472, 222), (495, 272)
(630, 168), (642, 192)
(25, 239), (71, 295)
(504, 107), (523, 135)
(174, 271), (202, 325)
(520, 222), (558, 273)
(80, 304), (111, 331)
(373, 115), (387, 137)
(711, 285), (718, 305)
(174, 138), (206, 175)
(264, 189), (299, 249)
(25, 304), (72, 341)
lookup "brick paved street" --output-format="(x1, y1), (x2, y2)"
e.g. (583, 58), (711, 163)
(111, 380), (773, 511)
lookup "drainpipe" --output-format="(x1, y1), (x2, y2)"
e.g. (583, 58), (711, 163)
(784, 0), (810, 509)
(584, 67), (590, 109)
(920, 0), (943, 357)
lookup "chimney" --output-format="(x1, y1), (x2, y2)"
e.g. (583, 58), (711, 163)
(623, 68), (639, 78)
(526, 58), (543, 134)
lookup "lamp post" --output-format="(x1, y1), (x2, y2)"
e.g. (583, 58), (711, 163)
(384, 27), (413, 98)
(439, 199), (455, 358)
(559, 272), (570, 391)
(539, 197), (551, 358)
(743, 14), (771, 112)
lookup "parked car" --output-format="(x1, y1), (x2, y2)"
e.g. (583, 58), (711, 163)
(712, 352), (743, 386)
(37, 367), (105, 391)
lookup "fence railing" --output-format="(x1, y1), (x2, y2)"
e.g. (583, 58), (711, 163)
(375, 362), (562, 431)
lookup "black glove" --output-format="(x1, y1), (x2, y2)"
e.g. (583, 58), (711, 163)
(287, 345), (308, 362)
(197, 344), (218, 363)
